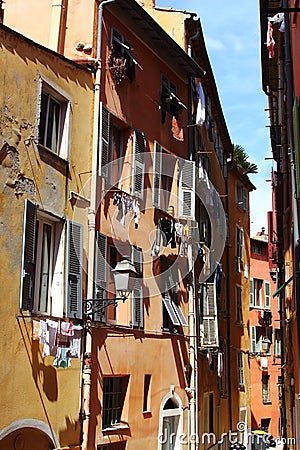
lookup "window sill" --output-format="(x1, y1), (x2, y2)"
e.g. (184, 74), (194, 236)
(38, 144), (69, 173)
(262, 401), (272, 405)
(102, 424), (130, 434)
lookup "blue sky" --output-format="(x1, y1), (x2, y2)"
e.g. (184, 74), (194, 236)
(157, 0), (273, 236)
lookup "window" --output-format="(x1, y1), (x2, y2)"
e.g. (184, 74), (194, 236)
(236, 285), (243, 323)
(261, 418), (271, 432)
(237, 352), (245, 388)
(98, 103), (126, 187)
(37, 75), (71, 159)
(203, 392), (214, 448)
(264, 281), (271, 309)
(20, 199), (82, 319)
(250, 278), (263, 308)
(274, 329), (281, 358)
(251, 326), (272, 354)
(158, 394), (183, 450)
(108, 28), (135, 84)
(160, 74), (185, 123)
(252, 245), (262, 255)
(262, 374), (270, 403)
(161, 258), (187, 332)
(199, 282), (219, 347)
(236, 226), (244, 272)
(236, 183), (248, 211)
(102, 376), (129, 429)
(152, 142), (176, 212)
(143, 374), (151, 412)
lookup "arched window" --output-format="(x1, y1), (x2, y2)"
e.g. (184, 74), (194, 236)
(158, 392), (183, 450)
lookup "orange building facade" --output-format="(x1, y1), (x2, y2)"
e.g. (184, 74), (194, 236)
(249, 230), (280, 438)
(1, 1), (256, 449)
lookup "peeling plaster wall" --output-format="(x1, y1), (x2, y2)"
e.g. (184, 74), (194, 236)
(0, 25), (93, 448)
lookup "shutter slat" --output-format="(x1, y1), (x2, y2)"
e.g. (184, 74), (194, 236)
(132, 130), (145, 198)
(66, 221), (83, 319)
(94, 232), (107, 322)
(178, 160), (195, 218)
(20, 199), (37, 311)
(99, 103), (110, 179)
(200, 282), (219, 347)
(131, 246), (143, 327)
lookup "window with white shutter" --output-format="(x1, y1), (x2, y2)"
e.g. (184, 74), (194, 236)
(236, 226), (244, 272)
(178, 159), (195, 219)
(131, 245), (144, 328)
(153, 141), (162, 208)
(199, 282), (219, 347)
(161, 258), (187, 330)
(132, 129), (146, 198)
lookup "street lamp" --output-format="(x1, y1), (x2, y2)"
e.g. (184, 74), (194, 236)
(262, 336), (272, 352)
(83, 258), (137, 324)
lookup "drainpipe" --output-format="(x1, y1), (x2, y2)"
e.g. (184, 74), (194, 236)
(282, 3), (300, 447)
(187, 28), (201, 450)
(81, 2), (115, 449)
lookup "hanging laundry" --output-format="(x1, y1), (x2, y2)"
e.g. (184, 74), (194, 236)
(53, 347), (71, 369)
(270, 12), (285, 33)
(260, 357), (268, 372)
(68, 325), (82, 359)
(32, 320), (40, 340)
(196, 82), (206, 126)
(267, 20), (275, 58)
(113, 191), (141, 229)
(151, 217), (177, 256)
(171, 116), (184, 141)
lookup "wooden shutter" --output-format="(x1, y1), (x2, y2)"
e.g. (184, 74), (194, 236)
(153, 141), (162, 208)
(98, 102), (110, 179)
(200, 282), (219, 347)
(66, 221), (83, 319)
(250, 278), (254, 307)
(264, 280), (271, 309)
(20, 199), (37, 311)
(132, 129), (146, 198)
(131, 246), (143, 327)
(251, 326), (256, 353)
(94, 232), (108, 322)
(178, 159), (195, 218)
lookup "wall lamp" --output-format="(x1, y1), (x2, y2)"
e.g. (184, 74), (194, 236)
(83, 258), (137, 324)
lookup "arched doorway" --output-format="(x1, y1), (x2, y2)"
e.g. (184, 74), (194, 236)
(159, 393), (183, 450)
(0, 419), (59, 450)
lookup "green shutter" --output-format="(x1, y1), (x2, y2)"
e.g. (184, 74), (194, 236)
(20, 199), (37, 311)
(66, 221), (83, 319)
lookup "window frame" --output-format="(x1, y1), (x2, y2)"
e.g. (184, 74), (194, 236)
(237, 351), (245, 389)
(236, 285), (243, 324)
(236, 182), (248, 211)
(36, 74), (72, 160)
(102, 375), (129, 429)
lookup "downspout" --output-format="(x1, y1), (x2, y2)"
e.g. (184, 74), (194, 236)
(187, 29), (201, 450)
(81, 2), (115, 449)
(282, 4), (300, 447)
